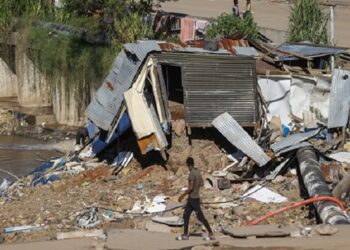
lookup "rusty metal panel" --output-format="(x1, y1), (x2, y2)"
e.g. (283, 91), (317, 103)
(137, 134), (159, 155)
(327, 69), (350, 129)
(212, 112), (270, 166)
(152, 53), (258, 127)
(85, 41), (160, 130)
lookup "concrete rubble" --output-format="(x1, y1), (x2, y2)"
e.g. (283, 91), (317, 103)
(1, 23), (350, 249)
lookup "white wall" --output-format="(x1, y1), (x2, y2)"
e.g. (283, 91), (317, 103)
(16, 52), (52, 107)
(0, 57), (18, 97)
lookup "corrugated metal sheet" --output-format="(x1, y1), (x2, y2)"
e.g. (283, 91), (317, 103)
(327, 69), (350, 128)
(271, 129), (320, 153)
(212, 112), (270, 166)
(265, 158), (290, 181)
(152, 53), (258, 126)
(278, 43), (347, 60)
(276, 142), (312, 156)
(85, 41), (160, 130)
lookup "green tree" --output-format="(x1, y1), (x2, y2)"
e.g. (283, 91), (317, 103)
(206, 13), (258, 39)
(288, 0), (328, 44)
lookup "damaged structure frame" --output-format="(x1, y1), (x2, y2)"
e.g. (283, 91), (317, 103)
(86, 41), (259, 158)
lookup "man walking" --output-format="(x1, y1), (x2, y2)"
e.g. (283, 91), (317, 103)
(176, 157), (214, 241)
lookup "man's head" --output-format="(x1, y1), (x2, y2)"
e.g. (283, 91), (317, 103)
(234, 0), (239, 5)
(186, 157), (194, 169)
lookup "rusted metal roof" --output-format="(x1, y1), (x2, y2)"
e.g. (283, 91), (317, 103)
(158, 37), (250, 55)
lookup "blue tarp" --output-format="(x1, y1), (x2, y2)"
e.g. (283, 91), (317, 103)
(87, 120), (99, 138)
(32, 173), (60, 186)
(91, 112), (131, 155)
(30, 159), (56, 174)
(30, 158), (64, 186)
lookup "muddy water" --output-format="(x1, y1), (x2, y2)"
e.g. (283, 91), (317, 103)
(0, 135), (60, 182)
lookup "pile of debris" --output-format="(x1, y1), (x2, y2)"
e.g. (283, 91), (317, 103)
(0, 109), (17, 135)
(1, 34), (350, 245)
(0, 130), (313, 244)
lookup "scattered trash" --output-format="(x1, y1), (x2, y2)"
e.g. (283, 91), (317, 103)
(212, 159), (239, 177)
(145, 195), (167, 214)
(78, 208), (101, 229)
(217, 179), (231, 190)
(5, 224), (45, 234)
(0, 178), (9, 194)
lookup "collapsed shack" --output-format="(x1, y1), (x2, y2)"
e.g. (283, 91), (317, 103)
(84, 38), (260, 159)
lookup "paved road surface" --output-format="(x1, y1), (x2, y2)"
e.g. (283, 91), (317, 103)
(3, 227), (350, 250)
(160, 0), (350, 47)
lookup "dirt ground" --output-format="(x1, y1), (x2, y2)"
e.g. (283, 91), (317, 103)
(0, 132), (316, 245)
(160, 0), (350, 48)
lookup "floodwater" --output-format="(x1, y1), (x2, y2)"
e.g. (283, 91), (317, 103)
(0, 135), (60, 182)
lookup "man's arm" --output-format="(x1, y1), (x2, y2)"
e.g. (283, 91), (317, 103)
(178, 180), (194, 202)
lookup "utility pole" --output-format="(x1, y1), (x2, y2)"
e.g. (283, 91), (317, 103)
(330, 4), (335, 71)
(324, 3), (336, 71)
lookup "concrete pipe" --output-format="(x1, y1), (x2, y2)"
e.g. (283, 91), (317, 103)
(296, 147), (350, 224)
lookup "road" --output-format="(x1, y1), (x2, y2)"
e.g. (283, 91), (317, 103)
(160, 0), (350, 47)
(3, 227), (350, 250)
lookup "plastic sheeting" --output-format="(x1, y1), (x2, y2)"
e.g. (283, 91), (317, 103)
(290, 75), (330, 122)
(258, 76), (292, 126)
(258, 75), (331, 128)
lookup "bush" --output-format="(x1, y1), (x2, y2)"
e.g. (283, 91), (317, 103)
(206, 13), (258, 40)
(288, 0), (328, 44)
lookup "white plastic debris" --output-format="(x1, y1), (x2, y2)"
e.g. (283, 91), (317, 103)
(243, 185), (288, 203)
(0, 178), (9, 193)
(212, 158), (239, 177)
(5, 224), (45, 233)
(79, 146), (95, 160)
(145, 195), (167, 214)
(78, 208), (101, 229)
